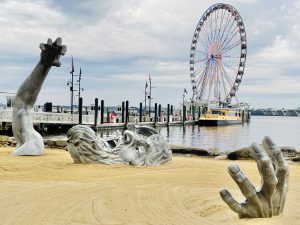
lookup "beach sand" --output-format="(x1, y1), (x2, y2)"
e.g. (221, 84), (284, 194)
(0, 147), (299, 225)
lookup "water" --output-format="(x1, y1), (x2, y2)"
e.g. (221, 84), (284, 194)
(98, 116), (300, 152)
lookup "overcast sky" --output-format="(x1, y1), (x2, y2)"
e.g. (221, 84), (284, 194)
(0, 0), (299, 109)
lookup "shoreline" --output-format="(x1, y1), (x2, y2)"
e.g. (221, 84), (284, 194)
(1, 134), (299, 161)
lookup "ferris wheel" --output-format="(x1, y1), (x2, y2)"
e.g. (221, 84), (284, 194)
(189, 3), (247, 106)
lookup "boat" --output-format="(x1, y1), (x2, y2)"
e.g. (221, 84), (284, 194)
(198, 108), (242, 126)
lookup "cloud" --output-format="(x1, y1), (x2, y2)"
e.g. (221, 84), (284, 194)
(0, 0), (299, 109)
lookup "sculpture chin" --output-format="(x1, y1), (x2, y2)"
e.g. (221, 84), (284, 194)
(66, 125), (172, 166)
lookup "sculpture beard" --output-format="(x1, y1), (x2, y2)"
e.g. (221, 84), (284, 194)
(66, 125), (172, 166)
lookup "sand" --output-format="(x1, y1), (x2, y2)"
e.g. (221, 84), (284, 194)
(0, 147), (300, 225)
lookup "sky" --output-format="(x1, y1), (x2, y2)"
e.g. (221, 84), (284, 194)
(0, 0), (299, 109)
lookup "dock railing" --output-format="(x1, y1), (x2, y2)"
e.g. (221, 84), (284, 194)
(0, 109), (94, 125)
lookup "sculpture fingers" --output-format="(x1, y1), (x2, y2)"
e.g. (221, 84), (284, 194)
(262, 137), (285, 168)
(53, 37), (67, 55)
(54, 37), (62, 46)
(47, 38), (53, 45)
(262, 136), (290, 190)
(39, 43), (46, 51)
(220, 189), (243, 214)
(228, 164), (259, 202)
(39, 37), (67, 67)
(251, 143), (277, 195)
(52, 58), (61, 67)
(60, 45), (67, 55)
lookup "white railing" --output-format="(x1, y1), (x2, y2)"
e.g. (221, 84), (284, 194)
(0, 109), (94, 125)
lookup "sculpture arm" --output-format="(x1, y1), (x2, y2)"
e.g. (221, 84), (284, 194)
(14, 38), (66, 108)
(14, 62), (50, 108)
(12, 38), (66, 156)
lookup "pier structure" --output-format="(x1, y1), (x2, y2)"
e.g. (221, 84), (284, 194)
(0, 99), (253, 132)
(0, 109), (94, 131)
(0, 103), (194, 131)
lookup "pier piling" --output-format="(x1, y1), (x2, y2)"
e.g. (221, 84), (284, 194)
(78, 97), (83, 124)
(154, 103), (157, 124)
(94, 98), (98, 130)
(107, 107), (110, 123)
(139, 102), (142, 122)
(167, 104), (170, 124)
(122, 101), (125, 123)
(101, 100), (104, 124)
(158, 104), (161, 122)
(125, 100), (129, 124)
(171, 105), (173, 122)
(242, 110), (245, 122)
(192, 105), (195, 121)
(183, 105), (186, 124)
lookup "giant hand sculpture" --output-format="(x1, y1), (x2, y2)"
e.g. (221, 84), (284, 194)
(12, 38), (67, 156)
(66, 125), (172, 166)
(220, 137), (289, 218)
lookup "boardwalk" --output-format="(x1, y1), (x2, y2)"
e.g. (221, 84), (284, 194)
(0, 109), (194, 131)
(0, 109), (94, 130)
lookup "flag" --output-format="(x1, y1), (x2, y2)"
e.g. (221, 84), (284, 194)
(145, 81), (148, 89)
(79, 67), (82, 75)
(71, 56), (74, 73)
(184, 88), (188, 94)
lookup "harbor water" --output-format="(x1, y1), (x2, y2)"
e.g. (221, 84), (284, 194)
(98, 116), (300, 152)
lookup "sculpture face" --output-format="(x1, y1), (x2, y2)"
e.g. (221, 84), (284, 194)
(220, 136), (290, 218)
(66, 125), (172, 166)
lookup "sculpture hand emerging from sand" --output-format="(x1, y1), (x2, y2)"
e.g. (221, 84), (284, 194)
(12, 38), (67, 156)
(67, 125), (172, 166)
(220, 136), (289, 218)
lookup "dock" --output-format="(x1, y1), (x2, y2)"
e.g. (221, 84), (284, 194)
(0, 109), (199, 132)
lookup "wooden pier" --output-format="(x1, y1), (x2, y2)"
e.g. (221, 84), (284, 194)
(0, 109), (199, 132)
(0, 106), (251, 132)
(0, 109), (94, 131)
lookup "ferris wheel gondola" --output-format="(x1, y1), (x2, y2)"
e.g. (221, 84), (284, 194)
(189, 3), (247, 106)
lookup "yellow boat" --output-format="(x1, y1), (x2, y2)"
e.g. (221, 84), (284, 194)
(199, 108), (242, 126)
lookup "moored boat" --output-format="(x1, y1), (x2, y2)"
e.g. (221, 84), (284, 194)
(198, 108), (242, 126)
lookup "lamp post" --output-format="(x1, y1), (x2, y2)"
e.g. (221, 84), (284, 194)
(67, 57), (83, 114)
(76, 68), (84, 107)
(183, 88), (188, 121)
(67, 56), (75, 114)
(148, 74), (154, 116)
(144, 81), (148, 120)
(191, 86), (196, 121)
